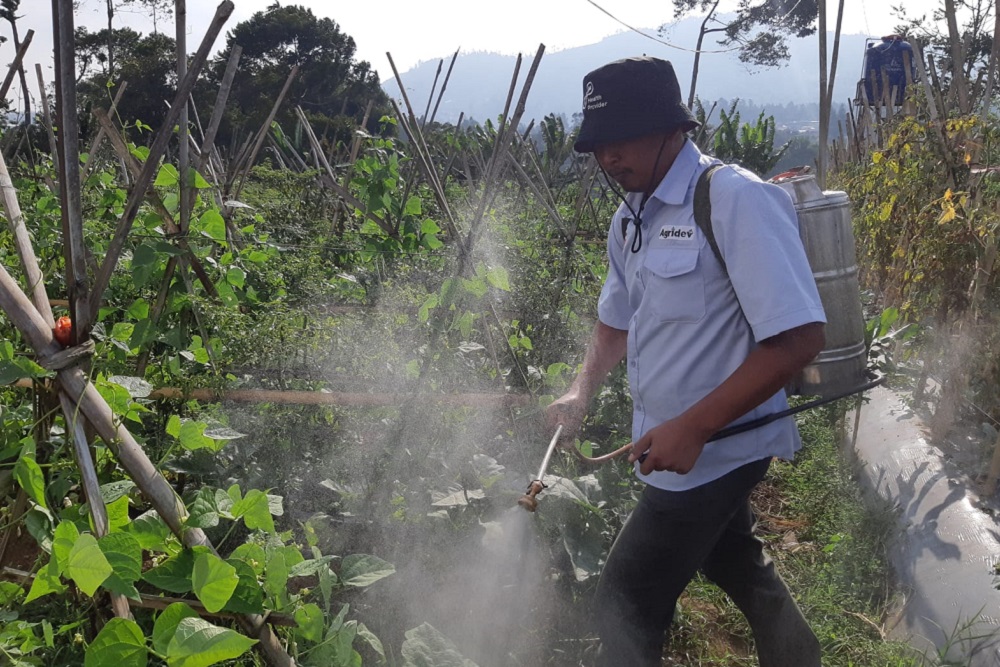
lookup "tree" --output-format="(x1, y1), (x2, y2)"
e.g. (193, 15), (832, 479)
(80, 0), (173, 79)
(76, 26), (177, 134)
(210, 3), (389, 151)
(667, 0), (820, 106)
(0, 0), (29, 125)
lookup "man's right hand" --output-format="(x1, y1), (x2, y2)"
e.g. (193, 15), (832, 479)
(544, 392), (588, 444)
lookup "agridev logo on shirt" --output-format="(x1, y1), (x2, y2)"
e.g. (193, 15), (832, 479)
(658, 225), (696, 241)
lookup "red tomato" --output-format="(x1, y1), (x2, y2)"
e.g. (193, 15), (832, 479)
(53, 316), (72, 347)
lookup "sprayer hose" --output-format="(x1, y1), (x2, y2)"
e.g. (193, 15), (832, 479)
(566, 372), (886, 465)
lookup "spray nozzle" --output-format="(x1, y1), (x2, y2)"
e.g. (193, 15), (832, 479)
(517, 425), (563, 512)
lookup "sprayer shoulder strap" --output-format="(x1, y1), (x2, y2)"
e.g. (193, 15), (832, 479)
(694, 163), (727, 273)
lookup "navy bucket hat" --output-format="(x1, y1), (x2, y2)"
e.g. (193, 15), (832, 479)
(574, 56), (700, 153)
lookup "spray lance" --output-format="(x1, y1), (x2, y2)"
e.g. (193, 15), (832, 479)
(518, 371), (885, 512)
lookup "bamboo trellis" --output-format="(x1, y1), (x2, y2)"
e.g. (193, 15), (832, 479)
(0, 1), (296, 664)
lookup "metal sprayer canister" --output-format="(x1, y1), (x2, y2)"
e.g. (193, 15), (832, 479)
(773, 174), (867, 398)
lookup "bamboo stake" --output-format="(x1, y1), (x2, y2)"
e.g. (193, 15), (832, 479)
(429, 49), (460, 126)
(82, 81), (129, 182)
(52, 0), (91, 339)
(0, 150), (50, 324)
(230, 65), (298, 202)
(177, 0), (192, 238)
(89, 0), (235, 326)
(199, 45), (241, 178)
(0, 28), (33, 103)
(92, 108), (218, 299)
(421, 58), (443, 128)
(34, 64), (59, 182)
(0, 263), (293, 666)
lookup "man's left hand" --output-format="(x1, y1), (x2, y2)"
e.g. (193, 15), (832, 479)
(627, 417), (709, 475)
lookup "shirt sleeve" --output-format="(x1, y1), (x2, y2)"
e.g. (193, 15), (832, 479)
(710, 168), (827, 342)
(597, 210), (634, 330)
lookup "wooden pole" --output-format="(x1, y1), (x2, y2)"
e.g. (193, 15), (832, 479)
(817, 0), (828, 189)
(0, 28), (33, 103)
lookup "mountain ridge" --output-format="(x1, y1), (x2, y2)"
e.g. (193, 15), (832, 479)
(383, 18), (877, 127)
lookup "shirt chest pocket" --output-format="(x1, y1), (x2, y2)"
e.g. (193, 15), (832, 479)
(641, 247), (706, 322)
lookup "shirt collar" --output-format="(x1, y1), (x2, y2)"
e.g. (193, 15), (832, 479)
(648, 139), (702, 206)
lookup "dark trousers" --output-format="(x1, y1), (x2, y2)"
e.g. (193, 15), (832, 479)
(594, 458), (821, 667)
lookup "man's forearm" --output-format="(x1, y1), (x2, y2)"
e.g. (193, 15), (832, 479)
(569, 320), (629, 402)
(682, 322), (825, 440)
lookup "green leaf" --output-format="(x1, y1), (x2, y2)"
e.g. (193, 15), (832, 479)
(84, 618), (147, 667)
(231, 489), (274, 533)
(357, 622), (386, 662)
(103, 495), (131, 532)
(404, 195), (422, 216)
(221, 559), (264, 614)
(165, 617), (257, 667)
(401, 623), (479, 667)
(128, 511), (172, 551)
(177, 420), (219, 452)
(229, 543), (266, 576)
(288, 556), (334, 579)
(199, 210), (227, 244)
(143, 548), (198, 594)
(340, 554), (395, 588)
(264, 551), (289, 599)
(66, 533), (113, 596)
(152, 602), (200, 656)
(52, 521), (80, 572)
(155, 163), (179, 187)
(191, 169), (211, 189)
(166, 414), (182, 439)
(192, 552), (238, 613)
(225, 267), (246, 288)
(99, 532), (143, 599)
(126, 298), (149, 321)
(186, 487), (220, 529)
(0, 581), (24, 606)
(25, 557), (66, 603)
(294, 603), (324, 642)
(486, 266), (511, 291)
(100, 480), (136, 505)
(14, 452), (47, 510)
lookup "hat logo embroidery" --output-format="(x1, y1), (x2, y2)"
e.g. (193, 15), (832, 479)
(584, 80), (606, 111)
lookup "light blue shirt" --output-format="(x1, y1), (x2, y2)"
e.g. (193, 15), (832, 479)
(597, 140), (827, 491)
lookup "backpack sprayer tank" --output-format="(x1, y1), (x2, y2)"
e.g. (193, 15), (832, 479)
(772, 173), (868, 398)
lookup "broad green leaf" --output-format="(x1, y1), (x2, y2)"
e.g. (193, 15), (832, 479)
(231, 489), (274, 532)
(420, 218), (440, 235)
(128, 511), (172, 551)
(191, 169), (211, 189)
(191, 552), (238, 613)
(0, 581), (24, 606)
(152, 602), (199, 655)
(401, 623), (478, 667)
(52, 521), (80, 572)
(486, 266), (511, 291)
(14, 453), (47, 510)
(84, 618), (147, 667)
(177, 421), (218, 452)
(221, 559), (263, 614)
(126, 299), (149, 321)
(404, 195), (422, 216)
(264, 551), (289, 598)
(357, 622), (386, 662)
(108, 375), (153, 399)
(155, 163), (179, 187)
(103, 495), (131, 532)
(166, 414), (182, 439)
(99, 532), (143, 599)
(199, 209), (227, 244)
(100, 480), (136, 505)
(288, 556), (334, 579)
(294, 603), (324, 642)
(25, 557), (66, 603)
(229, 543), (266, 576)
(67, 533), (113, 596)
(23, 508), (53, 553)
(226, 267), (245, 288)
(143, 548), (200, 594)
(186, 487), (220, 529)
(340, 554), (395, 588)
(165, 617), (257, 667)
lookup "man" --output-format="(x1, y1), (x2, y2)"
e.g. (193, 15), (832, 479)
(545, 56), (825, 666)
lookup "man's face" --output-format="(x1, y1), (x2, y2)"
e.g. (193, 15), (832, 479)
(593, 130), (684, 194)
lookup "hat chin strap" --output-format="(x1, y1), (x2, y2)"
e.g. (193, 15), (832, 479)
(602, 134), (672, 254)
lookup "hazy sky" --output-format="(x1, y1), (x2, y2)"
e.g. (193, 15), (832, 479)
(3, 0), (950, 104)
